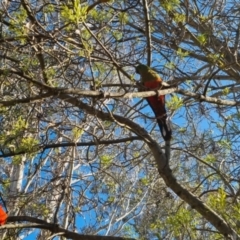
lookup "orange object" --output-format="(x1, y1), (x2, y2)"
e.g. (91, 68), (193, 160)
(0, 205), (7, 225)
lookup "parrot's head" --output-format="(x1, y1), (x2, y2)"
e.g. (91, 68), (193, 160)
(135, 64), (161, 82)
(135, 64), (149, 75)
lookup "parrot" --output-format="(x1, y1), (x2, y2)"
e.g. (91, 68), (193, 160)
(136, 64), (172, 141)
(0, 205), (7, 225)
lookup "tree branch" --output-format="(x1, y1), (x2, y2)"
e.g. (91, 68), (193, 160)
(0, 137), (141, 158)
(5, 216), (135, 240)
(142, 0), (152, 65)
(0, 86), (238, 107)
(58, 93), (239, 238)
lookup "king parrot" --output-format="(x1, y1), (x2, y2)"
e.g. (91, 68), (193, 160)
(136, 64), (172, 141)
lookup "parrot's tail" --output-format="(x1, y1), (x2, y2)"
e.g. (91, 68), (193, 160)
(157, 116), (172, 141)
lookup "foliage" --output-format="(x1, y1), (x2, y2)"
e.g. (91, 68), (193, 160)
(61, 0), (88, 24)
(166, 94), (183, 111)
(0, 0), (240, 239)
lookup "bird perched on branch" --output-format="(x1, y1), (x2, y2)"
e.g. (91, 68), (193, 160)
(136, 64), (172, 141)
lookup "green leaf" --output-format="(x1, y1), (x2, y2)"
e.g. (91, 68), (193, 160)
(222, 87), (230, 96)
(61, 0), (88, 24)
(208, 187), (226, 214)
(119, 12), (128, 24)
(178, 127), (187, 133)
(197, 34), (207, 45)
(100, 154), (113, 166)
(161, 0), (180, 12)
(19, 137), (39, 152)
(12, 116), (28, 134)
(140, 177), (149, 186)
(204, 154), (216, 163)
(218, 139), (231, 150)
(165, 62), (176, 70)
(9, 7), (28, 40)
(112, 30), (123, 40)
(72, 127), (84, 140)
(13, 155), (22, 165)
(166, 207), (196, 237)
(45, 68), (56, 78)
(43, 4), (55, 13)
(166, 95), (183, 111)
(176, 48), (189, 58)
(108, 196), (115, 202)
(173, 13), (186, 23)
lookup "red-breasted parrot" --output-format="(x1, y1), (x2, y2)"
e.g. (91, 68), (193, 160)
(136, 64), (172, 141)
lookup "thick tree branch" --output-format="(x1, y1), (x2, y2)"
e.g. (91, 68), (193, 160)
(57, 93), (239, 238)
(5, 216), (135, 240)
(0, 85), (238, 107)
